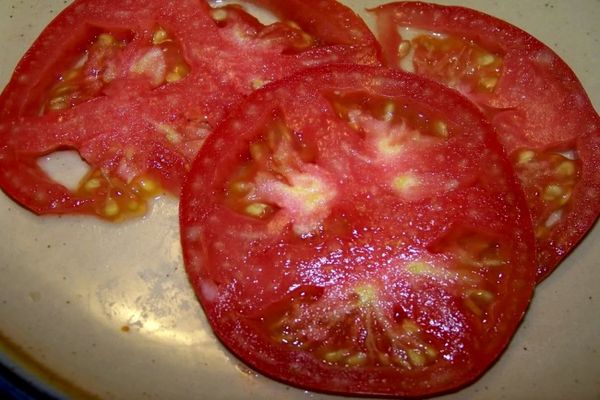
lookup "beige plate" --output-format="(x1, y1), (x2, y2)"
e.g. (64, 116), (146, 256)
(0, 0), (599, 399)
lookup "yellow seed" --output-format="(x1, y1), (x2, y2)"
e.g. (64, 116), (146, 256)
(245, 202), (269, 217)
(392, 174), (418, 193)
(480, 76), (498, 90)
(286, 21), (302, 30)
(481, 258), (505, 267)
(406, 261), (433, 275)
(127, 200), (140, 211)
(152, 28), (169, 45)
(383, 101), (395, 122)
(398, 40), (411, 59)
(392, 355), (411, 369)
(73, 54), (89, 69)
(402, 320), (420, 335)
(407, 349), (426, 367)
(230, 181), (253, 194)
(555, 160), (576, 177)
(104, 199), (120, 217)
(558, 189), (572, 206)
(354, 284), (377, 305)
(166, 71), (182, 83)
(166, 65), (189, 83)
(377, 136), (404, 156)
(102, 64), (117, 83)
(139, 178), (157, 193)
(517, 150), (535, 164)
(97, 33), (116, 46)
(465, 289), (495, 315)
(300, 32), (313, 47)
(211, 8), (228, 22)
(84, 178), (101, 191)
(63, 68), (81, 81)
(433, 120), (448, 137)
(48, 96), (68, 110)
(156, 123), (182, 143)
(323, 349), (349, 363)
(543, 184), (563, 201)
(477, 53), (496, 66)
(250, 142), (268, 161)
(468, 289), (494, 303)
(346, 352), (367, 366)
(52, 84), (73, 96)
(251, 78), (266, 90)
(424, 345), (438, 358)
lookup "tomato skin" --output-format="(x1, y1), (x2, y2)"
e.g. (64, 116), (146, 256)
(0, 0), (381, 220)
(372, 1), (600, 281)
(181, 65), (536, 397)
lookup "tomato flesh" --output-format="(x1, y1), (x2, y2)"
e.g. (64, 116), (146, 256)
(0, 0), (381, 220)
(372, 2), (600, 281)
(180, 65), (536, 397)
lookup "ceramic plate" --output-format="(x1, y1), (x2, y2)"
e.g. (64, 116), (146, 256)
(0, 1), (599, 399)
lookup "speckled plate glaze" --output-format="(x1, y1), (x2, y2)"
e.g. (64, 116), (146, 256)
(0, 1), (599, 399)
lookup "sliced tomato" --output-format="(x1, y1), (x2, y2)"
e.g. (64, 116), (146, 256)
(180, 65), (536, 397)
(0, 0), (380, 221)
(371, 1), (600, 281)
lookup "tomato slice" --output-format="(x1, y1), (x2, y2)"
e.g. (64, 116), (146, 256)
(180, 65), (536, 397)
(0, 0), (381, 221)
(371, 1), (600, 281)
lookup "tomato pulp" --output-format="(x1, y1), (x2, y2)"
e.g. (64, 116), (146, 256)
(180, 65), (537, 397)
(372, 1), (600, 281)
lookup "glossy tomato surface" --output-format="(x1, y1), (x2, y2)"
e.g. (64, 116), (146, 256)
(0, 0), (380, 221)
(180, 65), (537, 397)
(372, 1), (600, 281)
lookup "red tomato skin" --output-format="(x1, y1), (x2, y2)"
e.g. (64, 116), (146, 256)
(180, 65), (537, 397)
(0, 0), (382, 220)
(372, 1), (600, 281)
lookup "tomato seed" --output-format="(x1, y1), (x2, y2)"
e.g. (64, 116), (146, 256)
(152, 28), (169, 45)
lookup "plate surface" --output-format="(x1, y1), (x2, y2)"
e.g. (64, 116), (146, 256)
(0, 1), (599, 399)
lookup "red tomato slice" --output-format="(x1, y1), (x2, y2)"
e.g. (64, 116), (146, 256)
(0, 0), (380, 221)
(180, 65), (537, 397)
(371, 1), (600, 281)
